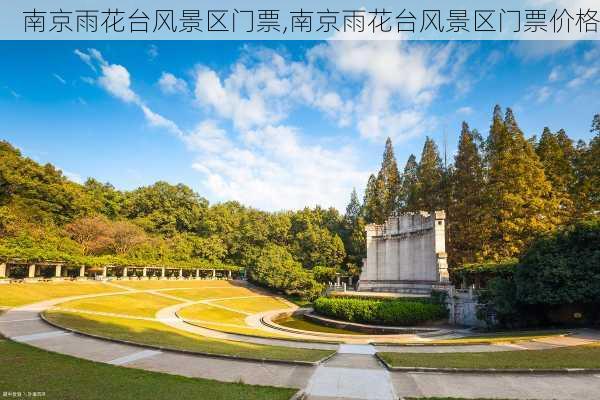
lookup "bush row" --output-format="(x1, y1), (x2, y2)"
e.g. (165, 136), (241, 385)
(313, 296), (448, 326)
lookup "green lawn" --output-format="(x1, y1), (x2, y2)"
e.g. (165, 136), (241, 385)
(55, 292), (180, 318)
(0, 338), (296, 400)
(216, 297), (290, 313)
(0, 282), (120, 307)
(115, 280), (233, 290)
(44, 310), (335, 363)
(378, 343), (600, 369)
(178, 303), (248, 325)
(169, 286), (266, 301)
(425, 330), (569, 345)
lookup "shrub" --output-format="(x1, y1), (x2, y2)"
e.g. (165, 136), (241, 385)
(313, 297), (447, 326)
(247, 244), (324, 300)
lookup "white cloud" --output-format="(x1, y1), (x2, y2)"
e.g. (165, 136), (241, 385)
(53, 73), (66, 84)
(511, 41), (576, 60)
(548, 66), (562, 82)
(98, 63), (139, 104)
(158, 72), (188, 95)
(74, 49), (96, 71)
(456, 106), (473, 115)
(536, 86), (553, 103)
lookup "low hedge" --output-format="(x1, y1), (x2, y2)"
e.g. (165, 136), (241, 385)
(313, 296), (448, 326)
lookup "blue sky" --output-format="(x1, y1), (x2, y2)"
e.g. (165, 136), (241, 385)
(1, 40), (598, 211)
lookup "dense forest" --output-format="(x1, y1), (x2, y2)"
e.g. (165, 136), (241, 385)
(0, 105), (598, 298)
(360, 106), (599, 267)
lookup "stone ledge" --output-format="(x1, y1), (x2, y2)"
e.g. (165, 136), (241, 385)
(375, 353), (600, 374)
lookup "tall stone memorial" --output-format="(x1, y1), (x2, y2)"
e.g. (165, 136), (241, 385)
(358, 211), (449, 294)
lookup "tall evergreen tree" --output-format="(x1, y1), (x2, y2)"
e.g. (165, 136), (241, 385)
(448, 122), (487, 267)
(416, 137), (444, 211)
(484, 106), (559, 259)
(345, 188), (361, 225)
(399, 154), (419, 211)
(362, 174), (384, 223)
(572, 120), (600, 217)
(377, 137), (402, 218)
(535, 127), (576, 222)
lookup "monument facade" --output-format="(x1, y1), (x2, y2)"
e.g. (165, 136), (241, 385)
(358, 211), (449, 294)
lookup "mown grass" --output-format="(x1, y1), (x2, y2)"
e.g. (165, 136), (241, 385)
(0, 282), (120, 307)
(378, 343), (600, 369)
(428, 330), (569, 345)
(170, 286), (267, 301)
(55, 292), (181, 318)
(44, 310), (335, 363)
(274, 315), (363, 335)
(114, 279), (233, 290)
(178, 303), (248, 325)
(0, 338), (296, 400)
(216, 297), (290, 314)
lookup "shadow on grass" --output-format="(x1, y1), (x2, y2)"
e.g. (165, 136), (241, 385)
(43, 310), (333, 363)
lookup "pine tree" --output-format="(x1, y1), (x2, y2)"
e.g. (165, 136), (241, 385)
(345, 188), (361, 225)
(363, 174), (384, 224)
(484, 106), (559, 260)
(378, 137), (402, 218)
(416, 137), (444, 211)
(573, 124), (600, 217)
(399, 154), (419, 211)
(535, 127), (576, 222)
(448, 122), (487, 266)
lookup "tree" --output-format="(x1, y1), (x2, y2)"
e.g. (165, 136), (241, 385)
(64, 215), (113, 255)
(110, 220), (146, 255)
(592, 113), (600, 134)
(344, 188), (361, 225)
(124, 181), (208, 236)
(363, 174), (384, 223)
(483, 106), (560, 259)
(516, 218), (600, 307)
(448, 122), (487, 266)
(399, 154), (419, 211)
(416, 137), (444, 211)
(378, 137), (402, 218)
(535, 127), (576, 222)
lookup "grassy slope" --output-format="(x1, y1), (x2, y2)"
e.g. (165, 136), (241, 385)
(425, 330), (570, 345)
(115, 280), (233, 290)
(275, 315), (363, 335)
(0, 282), (120, 307)
(44, 310), (334, 362)
(0, 338), (296, 400)
(55, 292), (180, 318)
(378, 343), (600, 369)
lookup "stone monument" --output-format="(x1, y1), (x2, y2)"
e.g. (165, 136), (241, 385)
(357, 210), (449, 295)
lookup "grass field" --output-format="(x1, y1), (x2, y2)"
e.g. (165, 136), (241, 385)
(0, 282), (120, 307)
(425, 330), (570, 345)
(274, 314), (364, 335)
(378, 343), (600, 369)
(0, 338), (296, 400)
(54, 292), (181, 318)
(114, 280), (233, 290)
(44, 310), (335, 362)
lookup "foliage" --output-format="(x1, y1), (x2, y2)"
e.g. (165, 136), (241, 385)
(450, 259), (517, 287)
(313, 297), (447, 326)
(246, 244), (324, 300)
(312, 265), (340, 284)
(515, 218), (600, 306)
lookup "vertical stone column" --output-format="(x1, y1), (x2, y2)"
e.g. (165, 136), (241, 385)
(195, 268), (199, 279)
(102, 266), (107, 278)
(212, 269), (216, 280)
(0, 263), (6, 278)
(55, 264), (62, 278)
(79, 266), (86, 277)
(142, 267), (147, 277)
(122, 267), (128, 278)
(161, 267), (166, 279)
(179, 268), (183, 279)
(28, 264), (36, 278)
(227, 270), (232, 280)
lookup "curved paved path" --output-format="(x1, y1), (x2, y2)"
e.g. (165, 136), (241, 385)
(2, 287), (600, 399)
